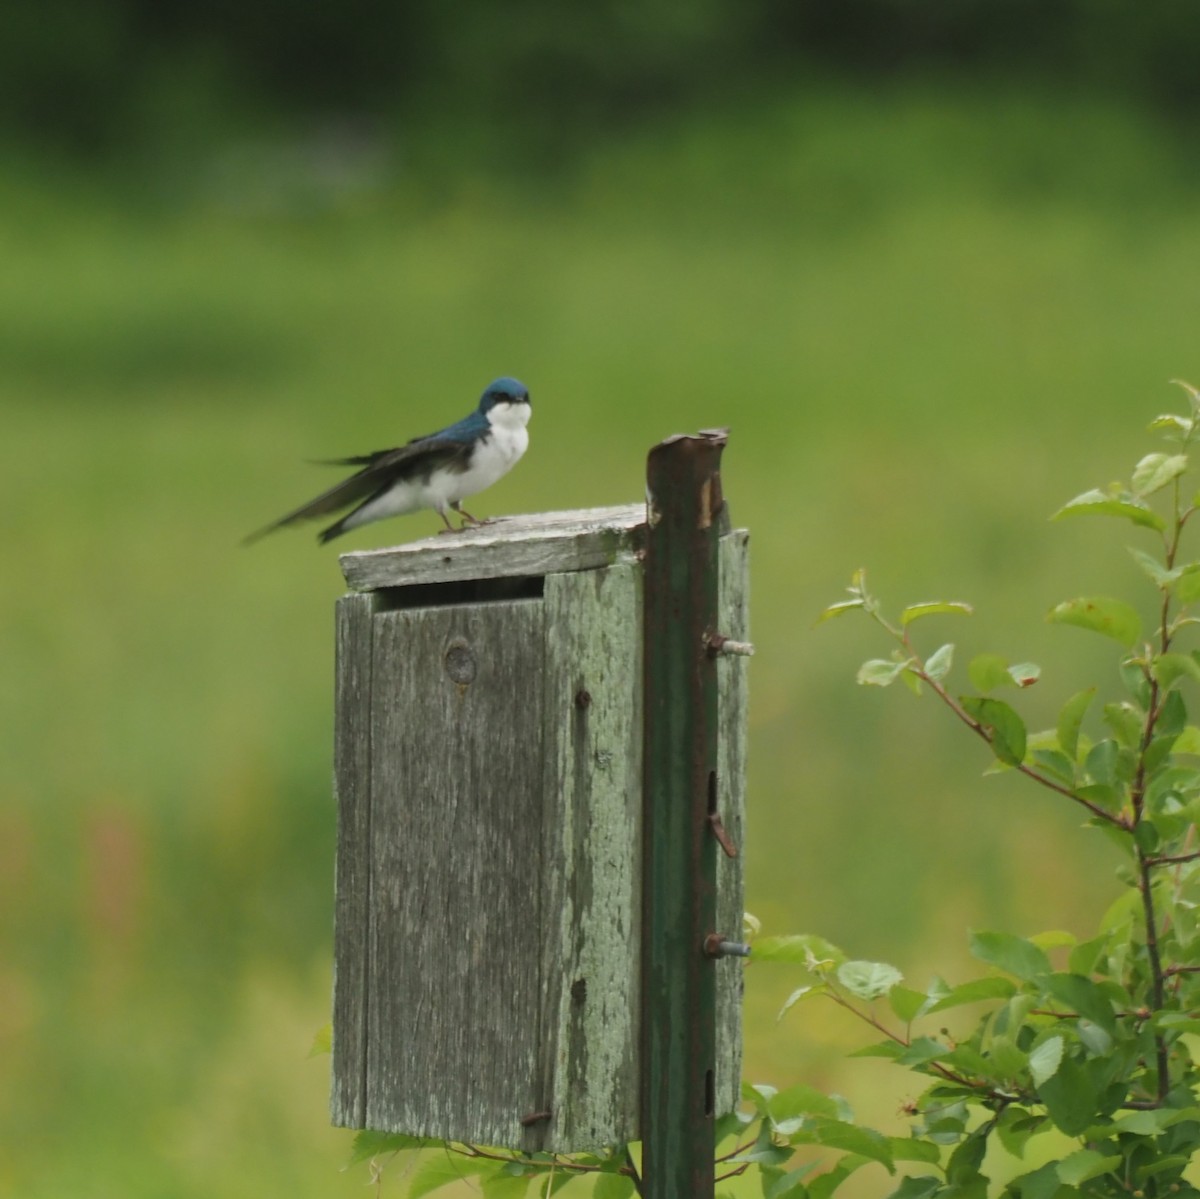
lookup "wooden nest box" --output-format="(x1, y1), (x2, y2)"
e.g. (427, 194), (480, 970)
(330, 440), (748, 1157)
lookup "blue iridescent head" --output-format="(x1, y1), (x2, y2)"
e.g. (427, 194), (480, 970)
(479, 377), (530, 413)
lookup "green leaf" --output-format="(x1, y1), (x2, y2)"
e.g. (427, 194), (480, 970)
(348, 1130), (432, 1166)
(308, 1022), (331, 1058)
(1067, 933), (1111, 976)
(1172, 724), (1200, 754)
(770, 1083), (840, 1122)
(889, 984), (929, 1023)
(884, 1179), (942, 1199)
(1149, 411), (1194, 439)
(857, 658), (915, 687)
(966, 655), (1040, 692)
(837, 959), (903, 1000)
(1008, 1162), (1062, 1199)
(888, 1138), (941, 1164)
(1119, 657), (1152, 706)
(742, 1081), (778, 1110)
(1102, 701), (1143, 749)
(969, 653), (1013, 693)
(1037, 1055), (1102, 1137)
(1027, 1036), (1064, 1087)
(924, 643), (954, 682)
(901, 600), (974, 625)
(1154, 652), (1200, 690)
(731, 1138), (793, 1167)
(1129, 546), (1177, 588)
(798, 1117), (894, 1170)
(960, 696), (1027, 765)
(409, 1154), (486, 1198)
(995, 1105), (1045, 1160)
(895, 1036), (953, 1067)
(1047, 596), (1142, 647)
(1170, 377), (1200, 410)
(764, 1163), (819, 1198)
(1028, 928), (1076, 951)
(1056, 1148), (1122, 1186)
(1031, 746), (1076, 785)
(1158, 688), (1188, 737)
(482, 1170), (532, 1199)
(924, 975), (1016, 1014)
(753, 934), (845, 967)
(593, 1172), (637, 1199)
(818, 598), (866, 623)
(848, 1039), (904, 1060)
(984, 1034), (1029, 1080)
(1051, 487), (1165, 531)
(778, 986), (818, 1019)
(808, 1158), (870, 1199)
(1131, 451), (1188, 497)
(1057, 688), (1095, 761)
(1175, 563), (1200, 604)
(1007, 662), (1041, 687)
(946, 1129), (987, 1182)
(1084, 739), (1119, 787)
(969, 930), (1051, 982)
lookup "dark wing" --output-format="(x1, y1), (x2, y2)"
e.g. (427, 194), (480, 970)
(308, 424), (450, 468)
(243, 437), (472, 545)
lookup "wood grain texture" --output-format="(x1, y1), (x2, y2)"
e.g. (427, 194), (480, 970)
(538, 564), (643, 1150)
(715, 529), (749, 1115)
(331, 592), (380, 1128)
(364, 598), (547, 1145)
(339, 503), (646, 592)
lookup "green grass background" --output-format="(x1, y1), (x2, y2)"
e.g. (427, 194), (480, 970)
(5, 80), (1200, 1195)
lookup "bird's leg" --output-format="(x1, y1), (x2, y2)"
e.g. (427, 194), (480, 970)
(435, 508), (459, 535)
(452, 503), (490, 528)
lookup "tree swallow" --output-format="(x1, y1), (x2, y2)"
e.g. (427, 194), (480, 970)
(246, 376), (531, 544)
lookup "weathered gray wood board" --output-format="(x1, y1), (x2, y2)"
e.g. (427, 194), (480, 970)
(538, 565), (643, 1148)
(715, 529), (749, 1115)
(331, 590), (380, 1128)
(331, 506), (748, 1152)
(367, 599), (548, 1144)
(340, 503), (646, 592)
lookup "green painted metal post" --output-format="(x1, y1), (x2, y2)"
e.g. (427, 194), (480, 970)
(641, 430), (729, 1199)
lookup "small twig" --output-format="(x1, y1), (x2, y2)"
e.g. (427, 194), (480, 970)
(715, 1137), (759, 1164)
(625, 1145), (644, 1197)
(715, 1164), (751, 1183)
(824, 986), (1027, 1103)
(1146, 849), (1200, 867)
(910, 662), (1128, 828)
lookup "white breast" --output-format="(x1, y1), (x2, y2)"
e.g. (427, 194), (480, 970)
(439, 400), (530, 505)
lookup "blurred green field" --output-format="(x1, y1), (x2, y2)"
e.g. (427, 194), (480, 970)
(5, 80), (1200, 1196)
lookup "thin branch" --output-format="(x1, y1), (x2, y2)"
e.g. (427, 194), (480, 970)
(1147, 849), (1200, 867)
(910, 664), (1129, 827)
(824, 987), (1029, 1104)
(624, 1145), (644, 1197)
(715, 1137), (759, 1164)
(715, 1164), (751, 1183)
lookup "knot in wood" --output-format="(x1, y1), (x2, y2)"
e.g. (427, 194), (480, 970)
(444, 642), (476, 685)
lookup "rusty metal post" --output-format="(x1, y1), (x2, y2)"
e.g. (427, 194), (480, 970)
(641, 430), (728, 1199)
